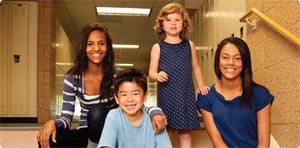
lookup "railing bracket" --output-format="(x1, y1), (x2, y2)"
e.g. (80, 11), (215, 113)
(240, 8), (300, 47)
(245, 17), (256, 31)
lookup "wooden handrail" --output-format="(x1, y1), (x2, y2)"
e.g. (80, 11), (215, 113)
(240, 8), (300, 47)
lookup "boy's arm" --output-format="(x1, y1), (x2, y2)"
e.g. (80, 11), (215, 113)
(189, 40), (210, 95)
(155, 128), (172, 148)
(142, 105), (167, 133)
(97, 112), (117, 148)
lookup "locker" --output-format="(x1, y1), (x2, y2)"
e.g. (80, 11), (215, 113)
(0, 3), (8, 114)
(11, 3), (29, 115)
(0, 1), (37, 117)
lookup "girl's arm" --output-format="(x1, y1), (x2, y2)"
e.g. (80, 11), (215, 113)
(55, 75), (77, 129)
(97, 112), (117, 148)
(189, 41), (209, 94)
(257, 103), (271, 148)
(142, 105), (167, 133)
(200, 109), (228, 148)
(149, 43), (168, 82)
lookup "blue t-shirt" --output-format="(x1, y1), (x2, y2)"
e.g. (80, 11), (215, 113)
(97, 107), (172, 148)
(196, 85), (274, 147)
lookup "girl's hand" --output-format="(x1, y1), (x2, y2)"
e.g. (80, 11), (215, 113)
(37, 120), (57, 148)
(151, 114), (168, 133)
(197, 85), (210, 95)
(157, 71), (168, 82)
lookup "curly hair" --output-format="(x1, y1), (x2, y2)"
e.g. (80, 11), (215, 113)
(153, 2), (191, 41)
(67, 22), (115, 99)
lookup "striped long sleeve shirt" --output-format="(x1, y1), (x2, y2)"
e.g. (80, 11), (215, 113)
(55, 73), (163, 129)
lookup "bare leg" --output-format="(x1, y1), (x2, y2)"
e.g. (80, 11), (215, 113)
(167, 128), (177, 146)
(178, 129), (192, 148)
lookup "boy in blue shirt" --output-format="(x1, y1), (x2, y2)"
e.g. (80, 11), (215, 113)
(97, 68), (172, 148)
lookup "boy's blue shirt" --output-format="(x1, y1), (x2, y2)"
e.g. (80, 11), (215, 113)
(98, 107), (172, 148)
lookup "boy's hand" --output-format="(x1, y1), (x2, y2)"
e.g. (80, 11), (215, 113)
(151, 114), (168, 133)
(197, 85), (210, 95)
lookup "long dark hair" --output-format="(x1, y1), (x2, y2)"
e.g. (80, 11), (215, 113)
(214, 37), (266, 108)
(67, 22), (115, 98)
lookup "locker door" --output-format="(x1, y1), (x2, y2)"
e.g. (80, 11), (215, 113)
(0, 4), (9, 115)
(10, 3), (28, 115)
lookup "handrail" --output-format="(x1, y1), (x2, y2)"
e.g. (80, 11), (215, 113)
(240, 8), (300, 47)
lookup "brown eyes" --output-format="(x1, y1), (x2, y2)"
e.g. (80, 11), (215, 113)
(87, 42), (105, 46)
(221, 56), (242, 61)
(120, 92), (140, 96)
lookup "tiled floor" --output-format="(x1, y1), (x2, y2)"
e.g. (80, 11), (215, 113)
(171, 129), (213, 148)
(0, 125), (212, 148)
(0, 130), (39, 148)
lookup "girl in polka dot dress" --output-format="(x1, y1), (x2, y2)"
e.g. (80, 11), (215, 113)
(149, 2), (210, 148)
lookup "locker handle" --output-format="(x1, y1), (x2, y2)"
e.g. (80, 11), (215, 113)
(13, 55), (20, 63)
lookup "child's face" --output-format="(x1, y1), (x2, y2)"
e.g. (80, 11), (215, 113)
(115, 81), (147, 116)
(162, 12), (183, 36)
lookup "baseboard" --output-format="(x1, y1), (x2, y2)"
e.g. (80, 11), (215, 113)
(0, 117), (37, 123)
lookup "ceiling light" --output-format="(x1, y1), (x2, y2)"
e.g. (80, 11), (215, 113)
(115, 63), (134, 67)
(195, 46), (211, 50)
(96, 7), (151, 16)
(56, 62), (74, 66)
(113, 44), (139, 49)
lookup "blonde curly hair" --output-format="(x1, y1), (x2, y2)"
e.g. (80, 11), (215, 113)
(153, 2), (191, 41)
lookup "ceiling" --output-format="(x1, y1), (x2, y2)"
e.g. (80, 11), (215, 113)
(55, 0), (203, 73)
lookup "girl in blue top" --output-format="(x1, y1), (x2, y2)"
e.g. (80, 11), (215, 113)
(196, 37), (274, 148)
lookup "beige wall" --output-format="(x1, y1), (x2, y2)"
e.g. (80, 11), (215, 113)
(245, 0), (300, 147)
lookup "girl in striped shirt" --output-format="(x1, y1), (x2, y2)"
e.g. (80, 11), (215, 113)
(37, 22), (167, 148)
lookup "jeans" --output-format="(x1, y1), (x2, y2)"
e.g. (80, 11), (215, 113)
(38, 104), (111, 148)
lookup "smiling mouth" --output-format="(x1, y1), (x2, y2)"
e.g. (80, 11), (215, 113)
(225, 68), (235, 72)
(92, 53), (102, 57)
(125, 104), (136, 109)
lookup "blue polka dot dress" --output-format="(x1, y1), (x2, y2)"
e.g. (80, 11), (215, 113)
(158, 39), (200, 129)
